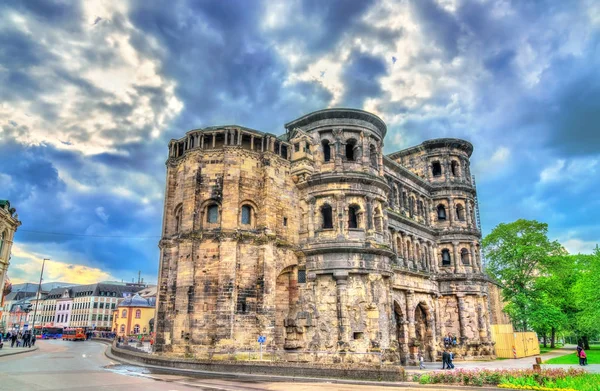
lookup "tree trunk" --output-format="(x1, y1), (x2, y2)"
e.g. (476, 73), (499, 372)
(582, 335), (590, 350)
(550, 327), (556, 348)
(542, 334), (547, 348)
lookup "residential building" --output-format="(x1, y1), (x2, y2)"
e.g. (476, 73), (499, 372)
(112, 293), (156, 336)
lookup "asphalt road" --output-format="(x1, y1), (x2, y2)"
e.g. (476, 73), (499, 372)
(0, 340), (441, 391)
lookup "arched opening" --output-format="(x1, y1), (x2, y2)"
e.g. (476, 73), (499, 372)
(207, 204), (219, 223)
(369, 144), (378, 168)
(322, 140), (331, 162)
(456, 204), (465, 221)
(451, 160), (459, 176)
(461, 248), (470, 265)
(437, 204), (447, 220)
(174, 204), (183, 233)
(414, 303), (433, 361)
(394, 301), (408, 365)
(345, 139), (357, 161)
(348, 205), (359, 229)
(441, 249), (451, 266)
(321, 204), (333, 229)
(432, 161), (442, 177)
(274, 266), (300, 349)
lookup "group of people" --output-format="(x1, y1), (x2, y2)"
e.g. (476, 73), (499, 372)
(417, 349), (455, 370)
(576, 345), (588, 366)
(443, 333), (458, 347)
(1, 331), (36, 348)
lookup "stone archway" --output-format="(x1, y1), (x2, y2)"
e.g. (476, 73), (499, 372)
(394, 301), (409, 365)
(414, 302), (434, 361)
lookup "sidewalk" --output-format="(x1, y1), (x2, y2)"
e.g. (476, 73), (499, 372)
(405, 344), (600, 374)
(0, 344), (39, 357)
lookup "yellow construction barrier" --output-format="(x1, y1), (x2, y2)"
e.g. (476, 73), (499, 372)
(491, 324), (540, 358)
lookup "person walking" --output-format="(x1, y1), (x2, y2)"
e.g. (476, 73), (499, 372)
(31, 333), (36, 346)
(441, 349), (449, 369)
(10, 333), (17, 348)
(448, 351), (455, 369)
(419, 352), (425, 369)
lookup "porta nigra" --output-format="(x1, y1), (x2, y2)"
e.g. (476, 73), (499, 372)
(155, 108), (497, 364)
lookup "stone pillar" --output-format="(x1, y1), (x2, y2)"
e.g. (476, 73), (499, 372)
(431, 243), (439, 272)
(465, 198), (473, 229)
(470, 245), (478, 273)
(452, 241), (460, 273)
(334, 272), (349, 346)
(365, 196), (374, 231)
(200, 135), (205, 149)
(238, 130), (242, 145)
(406, 290), (416, 339)
(250, 136), (254, 151)
(335, 193), (344, 238)
(457, 294), (467, 340)
(212, 133), (216, 148)
(307, 197), (315, 238)
(412, 238), (419, 270)
(448, 197), (454, 225)
(378, 140), (385, 177)
(435, 294), (444, 343)
(477, 297), (487, 342)
(391, 229), (398, 259)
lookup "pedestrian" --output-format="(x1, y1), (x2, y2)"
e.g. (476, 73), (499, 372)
(419, 352), (425, 369)
(31, 333), (36, 346)
(580, 349), (588, 366)
(577, 345), (584, 366)
(441, 349), (449, 369)
(11, 333), (17, 348)
(448, 351), (455, 369)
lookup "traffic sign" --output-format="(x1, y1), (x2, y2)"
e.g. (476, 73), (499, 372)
(257, 335), (266, 343)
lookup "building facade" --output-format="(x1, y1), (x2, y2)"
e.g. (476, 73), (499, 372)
(0, 200), (21, 306)
(112, 293), (156, 337)
(155, 108), (496, 364)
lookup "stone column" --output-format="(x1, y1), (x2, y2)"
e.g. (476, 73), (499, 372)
(365, 196), (374, 232)
(477, 297), (487, 342)
(452, 241), (460, 273)
(431, 243), (439, 272)
(391, 229), (398, 259)
(212, 133), (216, 148)
(378, 141), (385, 177)
(457, 294), (467, 340)
(470, 245), (478, 273)
(250, 136), (254, 151)
(335, 193), (345, 238)
(406, 290), (415, 339)
(334, 272), (350, 346)
(435, 294), (444, 342)
(448, 198), (454, 225)
(307, 197), (315, 238)
(200, 135), (205, 149)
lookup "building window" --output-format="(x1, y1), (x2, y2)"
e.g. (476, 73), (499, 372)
(322, 140), (331, 162)
(120, 324), (125, 333)
(133, 324), (140, 334)
(321, 204), (333, 229)
(104, 315), (108, 321)
(207, 204), (219, 223)
(298, 268), (306, 283)
(345, 139), (357, 161)
(441, 249), (451, 266)
(91, 314), (96, 321)
(122, 309), (127, 318)
(135, 309), (141, 319)
(437, 205), (447, 220)
(0, 231), (5, 256)
(432, 161), (442, 177)
(456, 204), (465, 221)
(369, 144), (378, 168)
(461, 248), (470, 265)
(99, 302), (104, 309)
(451, 161), (459, 176)
(283, 217), (288, 227)
(348, 205), (359, 229)
(241, 205), (252, 225)
(294, 143), (300, 152)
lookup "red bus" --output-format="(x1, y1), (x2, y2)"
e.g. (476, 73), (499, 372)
(62, 328), (85, 341)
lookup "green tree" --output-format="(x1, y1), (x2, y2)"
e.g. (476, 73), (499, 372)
(482, 219), (564, 331)
(572, 247), (600, 349)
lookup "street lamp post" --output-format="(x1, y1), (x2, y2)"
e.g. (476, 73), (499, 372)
(30, 258), (48, 336)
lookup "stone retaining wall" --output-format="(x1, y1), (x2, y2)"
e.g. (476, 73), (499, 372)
(110, 344), (405, 382)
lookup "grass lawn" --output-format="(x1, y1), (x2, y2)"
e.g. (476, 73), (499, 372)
(545, 345), (600, 364)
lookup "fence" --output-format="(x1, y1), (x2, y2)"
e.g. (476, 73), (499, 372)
(491, 324), (540, 358)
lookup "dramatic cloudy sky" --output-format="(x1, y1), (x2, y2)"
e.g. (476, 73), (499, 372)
(1, 0), (599, 284)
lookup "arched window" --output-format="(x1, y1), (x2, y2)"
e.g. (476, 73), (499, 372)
(120, 324), (125, 333)
(174, 204), (183, 233)
(451, 161), (459, 176)
(207, 204), (219, 223)
(437, 204), (447, 220)
(369, 145), (378, 168)
(432, 161), (442, 177)
(241, 205), (252, 225)
(456, 204), (465, 221)
(345, 139), (357, 161)
(135, 309), (141, 319)
(348, 205), (359, 229)
(322, 140), (331, 162)
(133, 324), (140, 334)
(461, 248), (470, 265)
(122, 309), (127, 318)
(441, 249), (451, 266)
(321, 204), (333, 229)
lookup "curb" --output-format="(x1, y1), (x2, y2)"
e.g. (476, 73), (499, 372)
(99, 342), (508, 391)
(0, 345), (39, 358)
